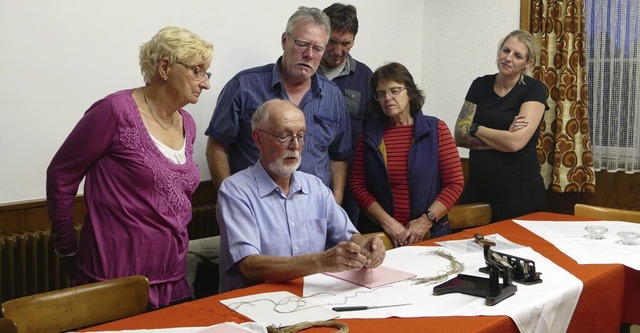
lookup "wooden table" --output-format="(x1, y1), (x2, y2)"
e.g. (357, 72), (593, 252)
(84, 212), (640, 333)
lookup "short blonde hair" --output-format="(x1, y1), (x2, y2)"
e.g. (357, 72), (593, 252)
(139, 26), (214, 83)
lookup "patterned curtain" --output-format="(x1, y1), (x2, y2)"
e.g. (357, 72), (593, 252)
(529, 0), (596, 193)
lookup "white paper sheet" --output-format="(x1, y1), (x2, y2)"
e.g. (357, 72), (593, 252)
(514, 220), (640, 270)
(219, 291), (338, 327)
(303, 236), (582, 333)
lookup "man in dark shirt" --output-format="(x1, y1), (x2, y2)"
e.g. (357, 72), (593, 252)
(317, 3), (374, 225)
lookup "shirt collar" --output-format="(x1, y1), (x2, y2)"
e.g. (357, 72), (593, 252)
(318, 54), (356, 78)
(252, 160), (306, 198)
(344, 54), (356, 74)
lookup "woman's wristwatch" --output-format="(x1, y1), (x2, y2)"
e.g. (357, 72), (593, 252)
(469, 123), (479, 137)
(426, 210), (437, 223)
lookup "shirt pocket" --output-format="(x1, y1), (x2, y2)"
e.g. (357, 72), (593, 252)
(304, 217), (329, 252)
(312, 115), (338, 149)
(343, 89), (363, 120)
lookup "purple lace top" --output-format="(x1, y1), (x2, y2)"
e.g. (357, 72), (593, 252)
(46, 89), (200, 308)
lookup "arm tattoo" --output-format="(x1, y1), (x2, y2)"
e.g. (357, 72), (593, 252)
(454, 101), (487, 149)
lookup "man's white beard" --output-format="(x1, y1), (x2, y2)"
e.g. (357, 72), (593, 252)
(269, 150), (301, 178)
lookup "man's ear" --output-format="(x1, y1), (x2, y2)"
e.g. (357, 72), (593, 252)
(252, 129), (262, 147)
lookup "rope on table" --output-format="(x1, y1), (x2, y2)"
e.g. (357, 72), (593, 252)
(411, 249), (465, 285)
(268, 320), (349, 333)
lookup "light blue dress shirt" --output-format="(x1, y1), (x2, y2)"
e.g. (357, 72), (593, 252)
(217, 161), (358, 292)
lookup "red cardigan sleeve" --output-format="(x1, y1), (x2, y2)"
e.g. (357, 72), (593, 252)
(349, 133), (378, 211)
(435, 120), (465, 209)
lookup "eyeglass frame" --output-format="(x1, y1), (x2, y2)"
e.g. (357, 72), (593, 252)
(177, 62), (211, 81)
(257, 129), (308, 147)
(286, 33), (326, 54)
(373, 86), (407, 101)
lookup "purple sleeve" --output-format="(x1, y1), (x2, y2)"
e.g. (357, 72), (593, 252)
(46, 99), (119, 254)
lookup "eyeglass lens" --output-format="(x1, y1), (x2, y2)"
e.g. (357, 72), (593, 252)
(288, 33), (325, 54)
(259, 129), (306, 146)
(178, 62), (211, 80)
(374, 87), (405, 101)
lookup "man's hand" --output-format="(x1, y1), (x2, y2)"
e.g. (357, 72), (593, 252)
(359, 236), (385, 268)
(322, 241), (368, 272)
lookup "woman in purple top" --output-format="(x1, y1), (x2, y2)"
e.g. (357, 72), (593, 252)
(46, 26), (213, 308)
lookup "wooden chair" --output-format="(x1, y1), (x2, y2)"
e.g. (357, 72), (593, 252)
(363, 232), (394, 250)
(362, 204), (492, 247)
(0, 318), (18, 333)
(448, 203), (492, 232)
(574, 203), (640, 223)
(1, 275), (149, 333)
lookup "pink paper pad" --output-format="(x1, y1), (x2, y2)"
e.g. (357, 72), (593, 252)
(325, 266), (416, 288)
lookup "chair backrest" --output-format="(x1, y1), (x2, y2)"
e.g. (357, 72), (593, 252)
(1, 275), (149, 333)
(448, 203), (492, 232)
(0, 318), (18, 333)
(363, 232), (394, 250)
(574, 203), (640, 223)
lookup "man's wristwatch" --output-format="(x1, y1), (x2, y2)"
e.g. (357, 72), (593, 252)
(426, 210), (437, 223)
(469, 123), (479, 137)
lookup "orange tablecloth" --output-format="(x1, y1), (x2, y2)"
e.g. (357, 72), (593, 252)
(84, 212), (640, 333)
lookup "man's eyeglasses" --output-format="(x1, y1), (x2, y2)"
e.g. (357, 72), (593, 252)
(286, 33), (326, 54)
(257, 129), (307, 147)
(374, 87), (407, 101)
(177, 62), (211, 81)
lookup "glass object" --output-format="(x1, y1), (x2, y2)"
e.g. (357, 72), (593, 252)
(584, 225), (608, 239)
(177, 62), (211, 81)
(616, 231), (640, 245)
(286, 33), (326, 54)
(374, 87), (407, 101)
(257, 129), (306, 147)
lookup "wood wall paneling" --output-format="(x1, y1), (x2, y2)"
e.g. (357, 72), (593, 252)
(4, 159), (639, 235)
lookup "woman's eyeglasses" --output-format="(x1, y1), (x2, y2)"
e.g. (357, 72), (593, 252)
(177, 62), (211, 81)
(374, 87), (406, 101)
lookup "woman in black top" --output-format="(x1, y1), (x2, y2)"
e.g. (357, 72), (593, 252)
(454, 30), (549, 222)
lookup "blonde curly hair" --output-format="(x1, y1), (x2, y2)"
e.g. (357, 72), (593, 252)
(139, 26), (213, 84)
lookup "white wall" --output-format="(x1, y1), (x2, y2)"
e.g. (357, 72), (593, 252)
(423, 1), (520, 155)
(0, 0), (519, 204)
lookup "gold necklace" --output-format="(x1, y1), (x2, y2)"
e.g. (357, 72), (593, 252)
(143, 87), (174, 130)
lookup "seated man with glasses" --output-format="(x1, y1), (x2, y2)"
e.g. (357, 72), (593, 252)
(188, 6), (352, 297)
(217, 99), (385, 293)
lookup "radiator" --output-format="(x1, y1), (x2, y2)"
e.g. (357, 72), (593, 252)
(0, 204), (217, 303)
(0, 225), (81, 303)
